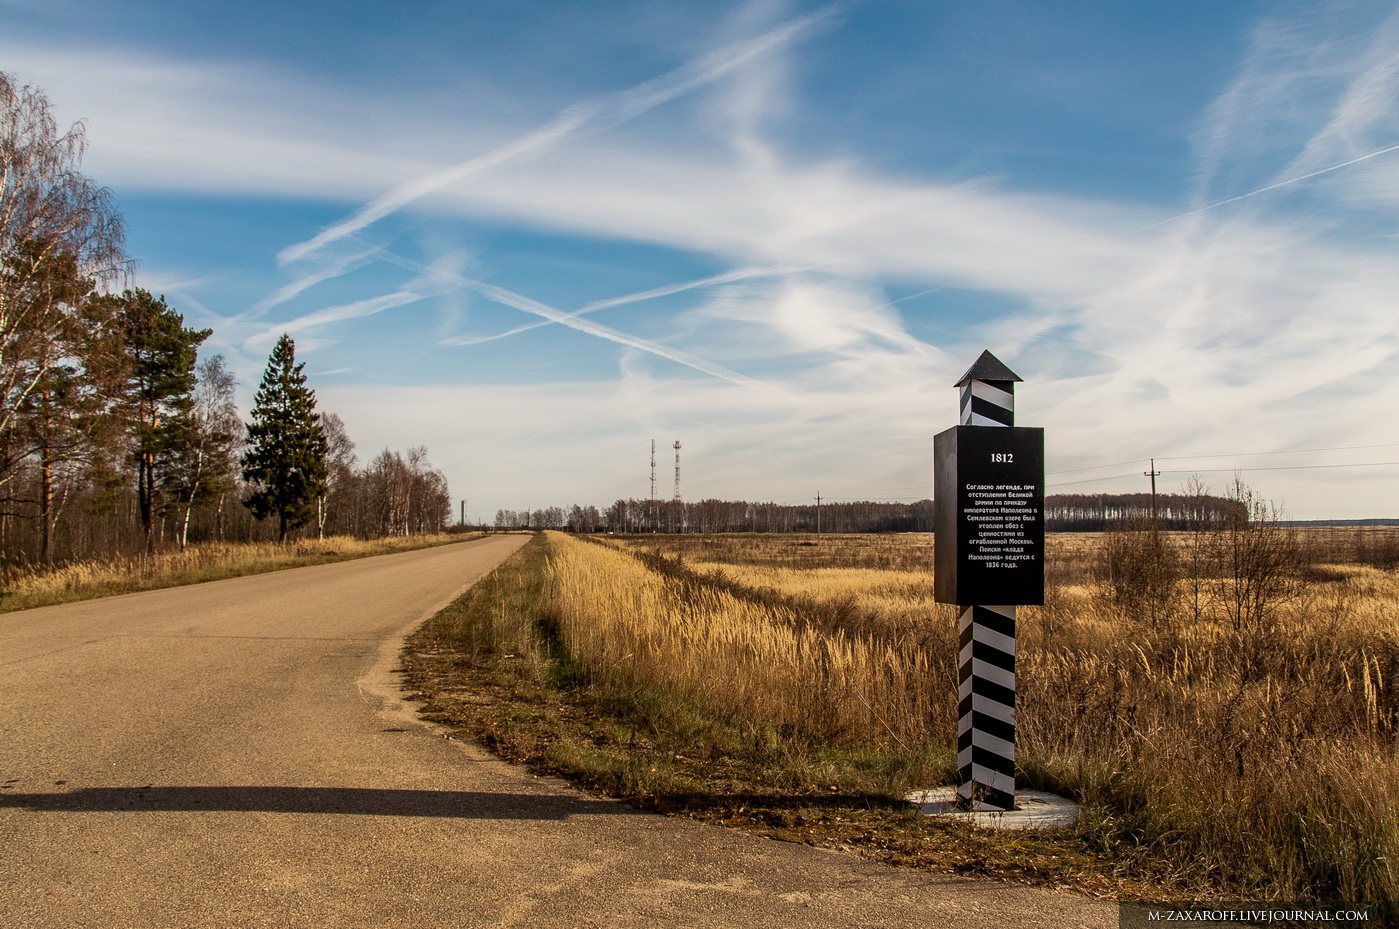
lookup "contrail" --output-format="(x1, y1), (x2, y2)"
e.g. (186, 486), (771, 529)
(245, 291), (424, 350)
(276, 105), (595, 266)
(366, 246), (760, 386)
(453, 264), (805, 345)
(461, 279), (761, 387)
(248, 245), (379, 317)
(1137, 140), (1399, 233)
(277, 8), (838, 267)
(578, 264), (804, 313)
(245, 251), (469, 349)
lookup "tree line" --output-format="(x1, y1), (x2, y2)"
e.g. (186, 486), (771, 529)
(1, 71), (451, 567)
(1044, 492), (1243, 532)
(495, 491), (1245, 534)
(496, 499), (936, 533)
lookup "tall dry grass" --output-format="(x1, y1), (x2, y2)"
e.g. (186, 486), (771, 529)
(1021, 538), (1399, 901)
(0, 533), (474, 611)
(584, 526), (1399, 904)
(547, 533), (942, 755)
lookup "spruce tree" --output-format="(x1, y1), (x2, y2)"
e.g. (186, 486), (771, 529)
(241, 334), (327, 541)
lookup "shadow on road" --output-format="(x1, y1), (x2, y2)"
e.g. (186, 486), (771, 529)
(0, 785), (630, 819)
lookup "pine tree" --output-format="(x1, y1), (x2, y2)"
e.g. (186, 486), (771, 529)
(241, 334), (327, 542)
(91, 288), (211, 554)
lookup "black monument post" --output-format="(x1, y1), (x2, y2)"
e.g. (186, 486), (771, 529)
(933, 351), (1045, 812)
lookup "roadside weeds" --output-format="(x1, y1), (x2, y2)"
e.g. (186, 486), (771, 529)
(0, 532), (486, 613)
(400, 533), (1176, 902)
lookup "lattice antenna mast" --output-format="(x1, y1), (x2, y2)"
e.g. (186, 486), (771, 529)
(648, 440), (657, 533)
(672, 441), (682, 503)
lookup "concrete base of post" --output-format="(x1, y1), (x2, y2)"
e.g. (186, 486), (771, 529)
(905, 787), (1081, 831)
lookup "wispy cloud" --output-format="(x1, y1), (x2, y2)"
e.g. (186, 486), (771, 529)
(445, 275), (763, 388)
(1272, 4), (1399, 183)
(446, 264), (807, 346)
(582, 263), (806, 312)
(1135, 140), (1399, 233)
(1189, 3), (1399, 208)
(244, 251), (470, 351)
(332, 246), (767, 386)
(247, 245), (380, 318)
(274, 104), (596, 266)
(17, 3), (1399, 519)
(275, 6), (839, 266)
(245, 291), (425, 351)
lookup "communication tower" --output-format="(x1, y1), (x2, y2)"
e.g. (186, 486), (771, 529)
(673, 441), (685, 533)
(672, 441), (682, 503)
(648, 440), (657, 532)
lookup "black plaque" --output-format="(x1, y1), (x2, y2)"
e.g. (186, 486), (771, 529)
(934, 425), (1044, 605)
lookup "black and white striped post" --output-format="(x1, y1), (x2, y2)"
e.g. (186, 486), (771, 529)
(959, 363), (1016, 428)
(934, 351), (1044, 812)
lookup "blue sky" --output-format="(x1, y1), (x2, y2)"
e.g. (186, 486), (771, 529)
(6, 0), (1398, 519)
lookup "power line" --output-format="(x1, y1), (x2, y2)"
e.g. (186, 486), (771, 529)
(1145, 458), (1161, 522)
(1047, 458), (1150, 477)
(1048, 460), (1399, 490)
(1156, 442), (1399, 461)
(1048, 443), (1399, 478)
(731, 445), (1399, 503)
(1161, 461), (1399, 474)
(1047, 473), (1144, 489)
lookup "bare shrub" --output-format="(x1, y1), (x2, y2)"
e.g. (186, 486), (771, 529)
(1096, 518), (1180, 628)
(1209, 477), (1304, 637)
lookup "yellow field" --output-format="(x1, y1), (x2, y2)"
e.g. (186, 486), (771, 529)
(546, 528), (1399, 903)
(549, 536), (941, 750)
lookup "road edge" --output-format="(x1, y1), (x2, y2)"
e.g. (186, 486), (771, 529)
(355, 533), (534, 740)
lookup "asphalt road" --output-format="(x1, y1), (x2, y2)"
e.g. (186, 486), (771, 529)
(1, 534), (1116, 928)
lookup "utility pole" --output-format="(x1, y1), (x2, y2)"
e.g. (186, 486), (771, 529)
(460, 499), (466, 527)
(1144, 458), (1161, 525)
(816, 491), (822, 542)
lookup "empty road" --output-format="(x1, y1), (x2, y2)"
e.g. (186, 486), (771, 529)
(0, 534), (1114, 928)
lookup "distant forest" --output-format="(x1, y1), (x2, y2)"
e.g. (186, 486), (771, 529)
(492, 491), (1245, 534)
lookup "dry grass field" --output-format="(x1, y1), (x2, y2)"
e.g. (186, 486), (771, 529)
(404, 518), (1399, 907)
(0, 532), (481, 612)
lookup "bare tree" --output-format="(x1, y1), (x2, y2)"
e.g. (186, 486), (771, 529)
(1211, 476), (1303, 640)
(316, 411), (357, 539)
(1, 73), (126, 516)
(360, 445), (450, 537)
(164, 354), (241, 549)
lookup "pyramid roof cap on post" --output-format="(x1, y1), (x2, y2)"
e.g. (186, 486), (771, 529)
(954, 350), (1022, 388)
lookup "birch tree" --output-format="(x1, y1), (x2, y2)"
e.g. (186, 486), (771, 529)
(164, 354), (240, 549)
(0, 72), (126, 526)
